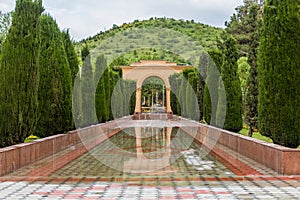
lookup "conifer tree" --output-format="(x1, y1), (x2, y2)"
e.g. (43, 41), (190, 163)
(187, 72), (199, 121)
(225, 0), (264, 57)
(81, 54), (97, 127)
(81, 42), (89, 62)
(169, 73), (181, 115)
(62, 29), (79, 87)
(178, 75), (187, 117)
(203, 49), (223, 125)
(103, 68), (112, 120)
(219, 33), (243, 132)
(125, 80), (136, 115)
(0, 0), (43, 147)
(35, 14), (73, 137)
(258, 0), (300, 148)
(95, 55), (108, 122)
(245, 4), (261, 137)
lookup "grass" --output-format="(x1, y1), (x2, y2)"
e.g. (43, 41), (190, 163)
(24, 135), (39, 143)
(239, 128), (273, 143)
(239, 128), (300, 149)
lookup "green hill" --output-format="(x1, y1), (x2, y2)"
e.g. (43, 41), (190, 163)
(75, 17), (223, 64)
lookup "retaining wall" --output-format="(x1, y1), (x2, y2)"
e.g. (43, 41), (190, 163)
(180, 118), (300, 175)
(0, 117), (131, 177)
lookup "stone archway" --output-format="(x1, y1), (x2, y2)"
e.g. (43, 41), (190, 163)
(136, 74), (171, 114)
(121, 60), (193, 114)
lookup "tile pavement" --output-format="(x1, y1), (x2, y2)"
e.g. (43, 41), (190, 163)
(1, 177), (300, 199)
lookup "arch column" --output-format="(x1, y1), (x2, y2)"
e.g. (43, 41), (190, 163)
(135, 87), (142, 113)
(166, 88), (172, 114)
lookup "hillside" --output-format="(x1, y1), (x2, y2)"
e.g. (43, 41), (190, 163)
(75, 17), (223, 64)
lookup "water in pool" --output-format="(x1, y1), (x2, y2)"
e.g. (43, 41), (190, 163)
(51, 126), (234, 179)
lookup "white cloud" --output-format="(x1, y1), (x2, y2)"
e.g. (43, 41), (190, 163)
(0, 0), (15, 12)
(0, 0), (243, 41)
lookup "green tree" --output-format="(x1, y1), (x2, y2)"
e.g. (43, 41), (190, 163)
(169, 73), (181, 115)
(81, 42), (90, 62)
(245, 3), (261, 137)
(103, 68), (112, 120)
(62, 29), (79, 87)
(95, 55), (108, 122)
(110, 70), (122, 118)
(225, 0), (264, 57)
(35, 14), (73, 137)
(258, 0), (300, 148)
(237, 57), (251, 123)
(178, 76), (187, 117)
(186, 71), (200, 121)
(219, 33), (243, 132)
(0, 0), (44, 147)
(237, 57), (251, 94)
(81, 54), (97, 127)
(203, 49), (223, 125)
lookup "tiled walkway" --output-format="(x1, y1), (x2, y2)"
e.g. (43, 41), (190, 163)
(1, 177), (300, 199)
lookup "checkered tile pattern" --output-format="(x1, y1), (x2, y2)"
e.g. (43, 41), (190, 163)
(1, 179), (300, 199)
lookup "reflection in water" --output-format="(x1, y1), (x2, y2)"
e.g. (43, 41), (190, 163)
(124, 127), (175, 174)
(50, 126), (233, 178)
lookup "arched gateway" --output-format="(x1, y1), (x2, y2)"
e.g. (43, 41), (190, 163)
(121, 60), (193, 114)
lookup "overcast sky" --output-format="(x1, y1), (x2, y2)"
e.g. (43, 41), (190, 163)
(0, 0), (243, 41)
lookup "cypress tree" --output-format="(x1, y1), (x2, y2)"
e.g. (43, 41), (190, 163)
(219, 33), (243, 132)
(203, 49), (223, 125)
(187, 72), (199, 121)
(95, 55), (108, 123)
(81, 54), (97, 127)
(81, 42), (89, 62)
(110, 70), (122, 119)
(178, 75), (187, 117)
(258, 0), (300, 148)
(125, 80), (136, 115)
(169, 73), (181, 115)
(245, 4), (261, 137)
(0, 0), (43, 147)
(62, 29), (79, 87)
(111, 79), (123, 118)
(103, 68), (112, 120)
(35, 14), (73, 138)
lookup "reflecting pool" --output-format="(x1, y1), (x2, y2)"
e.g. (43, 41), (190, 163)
(51, 126), (233, 179)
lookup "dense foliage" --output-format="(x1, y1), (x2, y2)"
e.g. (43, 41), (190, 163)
(203, 49), (223, 125)
(258, 0), (300, 148)
(225, 0), (264, 57)
(226, 0), (263, 136)
(169, 68), (201, 121)
(217, 33), (243, 132)
(35, 14), (73, 138)
(0, 0), (44, 147)
(62, 30), (80, 87)
(245, 3), (261, 137)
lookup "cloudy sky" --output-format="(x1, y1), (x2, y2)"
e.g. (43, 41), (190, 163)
(0, 0), (243, 41)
